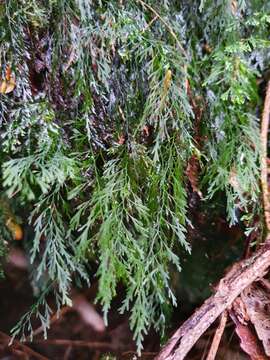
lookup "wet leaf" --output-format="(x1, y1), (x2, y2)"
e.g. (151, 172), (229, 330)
(230, 304), (267, 360)
(242, 284), (270, 356)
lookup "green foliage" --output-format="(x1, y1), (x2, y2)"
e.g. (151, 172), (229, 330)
(0, 0), (269, 353)
(69, 143), (189, 351)
(10, 285), (53, 342)
(0, 211), (9, 278)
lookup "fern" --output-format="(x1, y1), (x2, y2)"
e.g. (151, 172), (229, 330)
(0, 0), (269, 353)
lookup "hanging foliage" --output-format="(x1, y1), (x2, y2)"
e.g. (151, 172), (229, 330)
(0, 0), (270, 354)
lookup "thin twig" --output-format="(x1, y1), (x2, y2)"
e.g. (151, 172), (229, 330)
(136, 0), (187, 57)
(28, 306), (70, 340)
(261, 81), (270, 233)
(155, 239), (270, 360)
(206, 311), (228, 360)
(0, 331), (49, 360)
(29, 339), (117, 350)
(142, 15), (158, 33)
(122, 350), (157, 357)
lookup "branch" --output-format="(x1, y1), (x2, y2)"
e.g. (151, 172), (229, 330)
(155, 240), (270, 360)
(261, 81), (270, 233)
(142, 15), (158, 33)
(28, 306), (70, 340)
(136, 0), (187, 58)
(0, 331), (49, 360)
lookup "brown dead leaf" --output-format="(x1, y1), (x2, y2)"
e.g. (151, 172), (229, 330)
(5, 218), (23, 241)
(143, 125), (150, 137)
(202, 43), (212, 54)
(186, 155), (202, 198)
(5, 77), (15, 93)
(63, 46), (76, 72)
(118, 134), (126, 145)
(232, 297), (249, 325)
(5, 64), (11, 81)
(229, 167), (241, 192)
(0, 80), (7, 94)
(242, 284), (270, 356)
(231, 0), (238, 15)
(0, 76), (16, 94)
(229, 307), (267, 360)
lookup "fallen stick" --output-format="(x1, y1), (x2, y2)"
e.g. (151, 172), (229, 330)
(206, 310), (228, 360)
(155, 240), (270, 360)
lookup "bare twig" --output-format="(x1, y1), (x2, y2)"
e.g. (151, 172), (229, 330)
(136, 0), (187, 58)
(261, 81), (270, 233)
(28, 306), (70, 340)
(29, 339), (116, 350)
(206, 311), (228, 360)
(0, 331), (49, 360)
(155, 240), (270, 360)
(142, 15), (158, 33)
(122, 350), (158, 357)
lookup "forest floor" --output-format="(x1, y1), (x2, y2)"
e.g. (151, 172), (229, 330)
(0, 251), (158, 359)
(0, 207), (249, 360)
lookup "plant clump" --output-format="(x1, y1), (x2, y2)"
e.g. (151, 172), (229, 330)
(0, 0), (269, 353)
